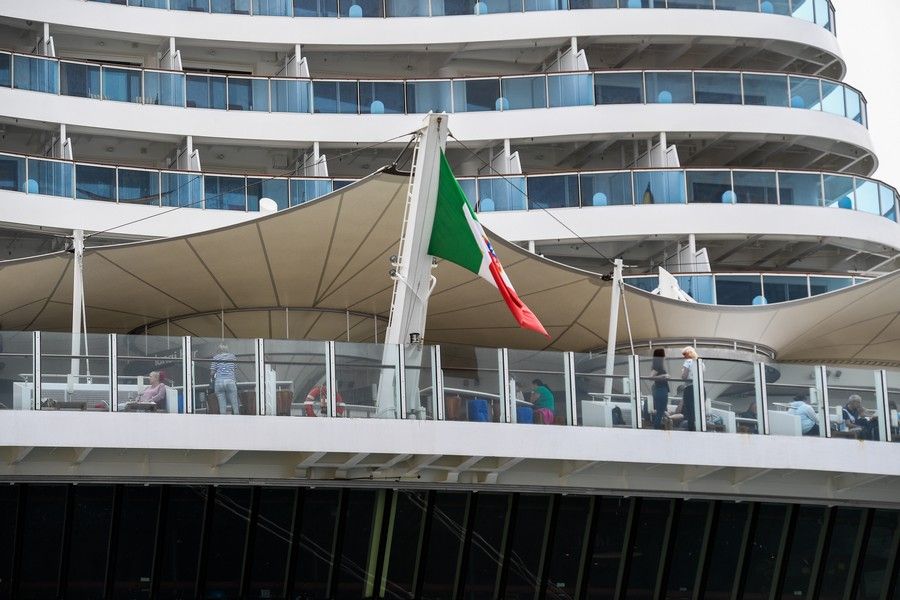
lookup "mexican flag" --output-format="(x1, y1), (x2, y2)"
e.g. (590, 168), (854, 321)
(428, 151), (549, 337)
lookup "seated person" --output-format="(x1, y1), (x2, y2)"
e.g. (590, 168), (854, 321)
(135, 371), (167, 410)
(304, 382), (345, 417)
(788, 394), (819, 436)
(842, 394), (878, 440)
(530, 379), (555, 424)
(737, 401), (759, 434)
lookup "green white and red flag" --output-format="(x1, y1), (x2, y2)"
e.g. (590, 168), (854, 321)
(427, 151), (549, 337)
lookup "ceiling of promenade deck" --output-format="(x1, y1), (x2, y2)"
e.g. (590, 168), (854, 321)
(0, 169), (899, 366)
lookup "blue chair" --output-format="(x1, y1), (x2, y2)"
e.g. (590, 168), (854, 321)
(516, 406), (534, 424)
(657, 90), (673, 104)
(592, 192), (608, 206)
(468, 398), (490, 422)
(478, 197), (495, 211)
(721, 190), (737, 204)
(752, 295), (768, 306)
(790, 94), (806, 109)
(836, 196), (853, 210)
(348, 3), (363, 16)
(370, 100), (385, 114)
(495, 96), (509, 111)
(474, 0), (488, 13)
(26, 179), (39, 194)
(760, 0), (774, 13)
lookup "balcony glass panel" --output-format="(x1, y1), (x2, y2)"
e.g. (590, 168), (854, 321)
(476, 176), (526, 212)
(440, 345), (503, 423)
(128, 0), (170, 6)
(405, 81), (452, 113)
(879, 184), (897, 220)
(253, 0), (292, 14)
(820, 81), (846, 117)
(0, 53), (10, 87)
(143, 70), (185, 107)
(677, 275), (715, 304)
(703, 359), (761, 434)
(27, 158), (73, 198)
(39, 332), (111, 411)
(714, 0), (758, 10)
(333, 179), (353, 190)
(13, 55), (59, 94)
(826, 367), (881, 441)
(359, 81), (405, 114)
(185, 74), (226, 110)
(117, 168), (160, 205)
(0, 154), (26, 192)
(853, 178), (880, 216)
(404, 345), (435, 419)
(623, 0), (664, 7)
(293, 0), (338, 15)
(204, 175), (247, 211)
(116, 335), (185, 413)
(338, 0), (385, 16)
(733, 171), (778, 204)
(261, 339), (328, 417)
(226, 77), (269, 111)
(626, 276), (658, 292)
(457, 178), (477, 208)
(334, 342), (400, 419)
(171, 0), (211, 9)
(809, 276), (851, 296)
(59, 61), (101, 99)
(385, 0), (430, 16)
(694, 72), (741, 104)
(102, 67), (142, 103)
(191, 338), (258, 415)
(666, 0), (713, 7)
(76, 164), (116, 202)
(211, 0), (252, 13)
(633, 170), (686, 204)
(766, 364), (822, 437)
(547, 73), (594, 107)
(715, 275), (762, 305)
(845, 88), (863, 125)
(525, 0), (566, 10)
(270, 79), (312, 113)
(160, 172), (203, 207)
(0, 331), (34, 410)
(789, 76), (821, 110)
(247, 178), (288, 210)
(594, 72), (643, 104)
(791, 0), (814, 22)
(452, 79), (501, 112)
(574, 352), (633, 428)
(579, 171), (634, 206)
(778, 172), (823, 206)
(507, 349), (568, 425)
(823, 173), (854, 209)
(763, 0), (791, 15)
(762, 275), (809, 303)
(569, 0), (615, 7)
(742, 73), (788, 107)
(289, 178), (333, 205)
(686, 171), (733, 203)
(312, 81), (358, 113)
(887, 372), (900, 442)
(645, 72), (693, 104)
(526, 174), (579, 209)
(501, 76), (547, 110)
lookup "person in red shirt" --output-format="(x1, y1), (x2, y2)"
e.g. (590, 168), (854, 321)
(304, 383), (345, 417)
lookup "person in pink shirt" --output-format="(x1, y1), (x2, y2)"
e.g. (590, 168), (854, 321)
(136, 371), (167, 410)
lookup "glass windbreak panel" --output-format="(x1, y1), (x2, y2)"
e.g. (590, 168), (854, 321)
(854, 178), (880, 215)
(334, 342), (400, 419)
(676, 274), (714, 304)
(579, 171), (633, 206)
(293, 0), (338, 16)
(185, 74), (226, 109)
(504, 495), (551, 598)
(117, 168), (160, 205)
(686, 170), (733, 203)
(547, 73), (594, 107)
(507, 349), (568, 425)
(211, 0), (252, 13)
(594, 72), (643, 105)
(13, 55), (59, 93)
(694, 72), (741, 104)
(0, 52), (10, 87)
(845, 88), (864, 124)
(440, 344), (503, 423)
(645, 72), (693, 104)
(247, 177), (288, 211)
(763, 275), (809, 303)
(574, 352), (633, 428)
(385, 0), (431, 16)
(226, 77), (270, 111)
(405, 80), (452, 113)
(0, 153), (26, 192)
(462, 493), (509, 598)
(143, 70), (185, 107)
(102, 66), (142, 103)
(827, 367), (881, 441)
(0, 331), (35, 410)
(458, 178), (477, 208)
(116, 335), (184, 413)
(253, 0), (292, 14)
(623, 499), (671, 598)
(204, 487), (251, 599)
(633, 170), (686, 204)
(477, 176), (526, 212)
(419, 492), (467, 598)
(766, 363), (822, 437)
(742, 504), (788, 599)
(312, 80), (358, 113)
(733, 170), (778, 204)
(666, 0), (714, 7)
(171, 0), (212, 9)
(879, 184), (897, 220)
(526, 174), (579, 209)
(333, 179), (353, 190)
(715, 0), (759, 10)
(640, 355), (689, 430)
(888, 371), (900, 442)
(789, 75), (821, 110)
(742, 73), (788, 107)
(823, 173), (854, 209)
(191, 338), (258, 415)
(715, 275), (762, 306)
(404, 344), (435, 419)
(204, 175), (247, 211)
(111, 485), (161, 599)
(814, 0), (831, 29)
(27, 158), (73, 198)
(820, 81), (846, 117)
(271, 79), (312, 113)
(246, 488), (295, 598)
(262, 339), (327, 417)
(791, 0), (815, 21)
(338, 0), (385, 16)
(39, 332), (111, 410)
(778, 172), (823, 206)
(290, 178), (333, 205)
(452, 79), (501, 112)
(809, 276), (852, 296)
(60, 61), (101, 98)
(525, 0), (565, 10)
(500, 75), (547, 110)
(780, 506), (827, 600)
(75, 164), (116, 202)
(584, 498), (630, 596)
(359, 81), (405, 114)
(160, 171), (203, 207)
(625, 276), (658, 292)
(544, 495), (591, 597)
(569, 0), (615, 7)
(703, 359), (761, 434)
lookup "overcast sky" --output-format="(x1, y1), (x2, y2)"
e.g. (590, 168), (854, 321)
(833, 0), (900, 188)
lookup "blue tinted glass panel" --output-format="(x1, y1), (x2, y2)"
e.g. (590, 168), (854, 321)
(161, 172), (203, 207)
(102, 67), (141, 103)
(171, 0), (211, 9)
(205, 175), (247, 210)
(809, 276), (851, 296)
(13, 55), (59, 93)
(253, 0), (292, 14)
(27, 158), (73, 198)
(694, 72), (741, 104)
(338, 0), (384, 16)
(118, 169), (160, 205)
(211, 0), (252, 13)
(823, 174), (854, 209)
(477, 177), (526, 211)
(634, 171), (686, 204)
(406, 81), (452, 113)
(791, 0), (815, 22)
(312, 81), (357, 113)
(143, 71), (185, 106)
(359, 81), (405, 114)
(733, 171), (778, 204)
(686, 171), (733, 203)
(778, 172), (822, 206)
(457, 178), (477, 208)
(569, 0), (615, 8)
(594, 72), (643, 104)
(854, 179), (880, 215)
(129, 0), (170, 6)
(452, 79), (501, 112)
(762, 0), (791, 14)
(879, 185), (897, 220)
(715, 0), (757, 9)
(60, 62), (101, 98)
(271, 79), (311, 113)
(626, 276), (658, 292)
(186, 75), (226, 109)
(715, 275), (762, 305)
(845, 88), (863, 125)
(431, 0), (477, 14)
(579, 171), (633, 206)
(501, 76), (547, 110)
(667, 0), (713, 7)
(385, 0), (430, 15)
(548, 74), (593, 107)
(789, 76), (821, 110)
(289, 179), (333, 205)
(0, 53), (10, 87)
(526, 174), (578, 209)
(0, 154), (26, 192)
(333, 179), (353, 190)
(820, 81), (845, 117)
(76, 164), (116, 202)
(742, 74), (788, 107)
(763, 276), (809, 303)
(525, 0), (566, 10)
(645, 72), (693, 103)
(247, 178), (288, 210)
(677, 275), (715, 304)
(293, 0), (338, 15)
(227, 78), (269, 111)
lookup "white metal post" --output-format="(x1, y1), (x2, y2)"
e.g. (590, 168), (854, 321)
(69, 229), (85, 392)
(110, 333), (118, 412)
(500, 347), (511, 423)
(254, 338), (264, 416)
(815, 365), (831, 437)
(564, 351), (577, 427)
(875, 369), (890, 442)
(397, 344), (407, 419)
(695, 357), (707, 432)
(603, 258), (624, 399)
(756, 362), (770, 435)
(33, 331), (41, 410)
(629, 354), (641, 429)
(183, 336), (193, 414)
(433, 344), (444, 420)
(326, 341), (337, 417)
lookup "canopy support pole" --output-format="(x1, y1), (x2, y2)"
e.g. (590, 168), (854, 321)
(603, 258), (624, 399)
(68, 230), (84, 393)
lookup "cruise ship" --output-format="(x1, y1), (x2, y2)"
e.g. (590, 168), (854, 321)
(0, 0), (898, 598)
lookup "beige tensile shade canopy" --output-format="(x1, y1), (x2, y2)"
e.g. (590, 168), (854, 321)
(1, 168), (899, 367)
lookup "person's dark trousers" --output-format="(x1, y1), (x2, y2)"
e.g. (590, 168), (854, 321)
(682, 384), (695, 430)
(652, 386), (668, 429)
(804, 423), (820, 436)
